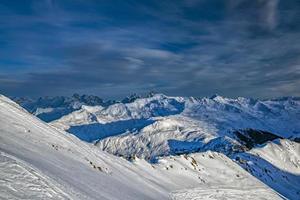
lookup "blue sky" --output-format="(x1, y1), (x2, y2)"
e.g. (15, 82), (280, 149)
(0, 0), (299, 99)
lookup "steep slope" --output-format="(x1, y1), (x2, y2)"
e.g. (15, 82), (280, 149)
(1, 95), (284, 199)
(0, 95), (169, 199)
(234, 139), (300, 199)
(52, 94), (300, 160)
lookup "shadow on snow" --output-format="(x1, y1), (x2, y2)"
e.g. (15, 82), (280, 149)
(67, 119), (155, 142)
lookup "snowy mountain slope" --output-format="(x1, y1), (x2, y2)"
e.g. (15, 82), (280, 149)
(0, 94), (285, 199)
(170, 186), (282, 200)
(183, 95), (300, 139)
(0, 152), (70, 200)
(0, 95), (168, 199)
(51, 94), (300, 160)
(96, 116), (218, 160)
(234, 139), (300, 199)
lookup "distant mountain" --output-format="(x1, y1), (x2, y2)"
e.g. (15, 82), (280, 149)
(13, 94), (117, 122)
(12, 93), (159, 122)
(50, 94), (300, 161)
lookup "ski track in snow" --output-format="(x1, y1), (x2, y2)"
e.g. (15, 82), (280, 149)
(170, 186), (282, 200)
(0, 152), (70, 200)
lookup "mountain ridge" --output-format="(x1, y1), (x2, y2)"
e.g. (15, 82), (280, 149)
(47, 93), (300, 161)
(2, 94), (293, 199)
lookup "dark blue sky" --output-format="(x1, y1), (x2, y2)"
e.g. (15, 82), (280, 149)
(0, 0), (299, 99)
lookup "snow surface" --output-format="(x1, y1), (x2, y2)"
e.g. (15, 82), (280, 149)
(0, 94), (291, 199)
(170, 186), (281, 200)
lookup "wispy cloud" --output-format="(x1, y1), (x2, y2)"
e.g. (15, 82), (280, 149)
(0, 0), (299, 98)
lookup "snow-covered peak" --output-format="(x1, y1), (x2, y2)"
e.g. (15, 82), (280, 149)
(86, 94), (184, 123)
(49, 93), (300, 162)
(209, 94), (229, 102)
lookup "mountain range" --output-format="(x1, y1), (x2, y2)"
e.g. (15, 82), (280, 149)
(1, 93), (300, 199)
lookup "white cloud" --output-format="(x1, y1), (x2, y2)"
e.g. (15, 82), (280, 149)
(260, 0), (279, 30)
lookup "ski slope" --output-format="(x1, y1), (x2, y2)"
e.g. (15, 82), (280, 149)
(0, 94), (288, 199)
(170, 186), (282, 200)
(0, 152), (69, 200)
